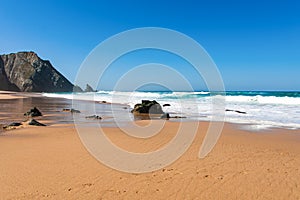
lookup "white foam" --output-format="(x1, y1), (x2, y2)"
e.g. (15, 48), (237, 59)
(225, 95), (300, 105)
(42, 91), (300, 130)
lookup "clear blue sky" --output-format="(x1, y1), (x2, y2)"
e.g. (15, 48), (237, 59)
(1, 0), (299, 91)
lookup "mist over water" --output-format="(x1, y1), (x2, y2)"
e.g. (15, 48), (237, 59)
(43, 91), (300, 130)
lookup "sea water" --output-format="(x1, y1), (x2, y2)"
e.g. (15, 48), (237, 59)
(43, 91), (300, 130)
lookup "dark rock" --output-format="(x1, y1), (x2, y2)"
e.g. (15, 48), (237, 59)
(0, 51), (74, 92)
(28, 119), (46, 126)
(131, 100), (164, 115)
(73, 85), (83, 92)
(171, 116), (187, 119)
(3, 122), (22, 130)
(24, 107), (42, 117)
(163, 104), (171, 107)
(0, 57), (19, 91)
(6, 122), (22, 127)
(62, 108), (80, 113)
(71, 109), (80, 113)
(84, 84), (96, 92)
(85, 115), (102, 120)
(161, 113), (170, 119)
(225, 109), (247, 114)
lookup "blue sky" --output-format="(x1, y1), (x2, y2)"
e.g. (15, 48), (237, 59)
(1, 0), (299, 91)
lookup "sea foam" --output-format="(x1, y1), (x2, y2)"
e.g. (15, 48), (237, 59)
(43, 91), (300, 130)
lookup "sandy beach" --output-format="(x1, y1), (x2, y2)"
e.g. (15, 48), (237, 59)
(1, 93), (300, 200)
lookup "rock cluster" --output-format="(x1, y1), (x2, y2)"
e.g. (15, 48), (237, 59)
(2, 107), (46, 131)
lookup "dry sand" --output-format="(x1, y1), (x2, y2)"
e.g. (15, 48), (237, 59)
(0, 93), (300, 199)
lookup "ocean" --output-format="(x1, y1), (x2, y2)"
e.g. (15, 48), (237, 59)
(43, 91), (300, 130)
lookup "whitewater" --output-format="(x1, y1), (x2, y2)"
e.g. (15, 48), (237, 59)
(43, 91), (300, 130)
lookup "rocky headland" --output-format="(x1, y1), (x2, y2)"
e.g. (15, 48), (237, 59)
(0, 51), (74, 92)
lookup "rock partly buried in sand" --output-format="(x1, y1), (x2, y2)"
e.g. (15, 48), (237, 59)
(131, 100), (164, 115)
(7, 122), (22, 127)
(24, 107), (42, 117)
(3, 122), (22, 130)
(28, 119), (46, 126)
(62, 108), (81, 113)
(85, 115), (102, 120)
(163, 104), (171, 107)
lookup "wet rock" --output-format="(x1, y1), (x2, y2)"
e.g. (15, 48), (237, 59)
(70, 109), (81, 113)
(7, 122), (22, 127)
(3, 126), (16, 130)
(28, 119), (46, 126)
(161, 113), (170, 119)
(62, 108), (80, 113)
(131, 100), (164, 114)
(171, 116), (187, 119)
(3, 122), (22, 130)
(85, 115), (102, 120)
(163, 104), (171, 107)
(24, 107), (42, 117)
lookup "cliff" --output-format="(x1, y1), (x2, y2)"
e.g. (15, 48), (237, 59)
(0, 51), (74, 92)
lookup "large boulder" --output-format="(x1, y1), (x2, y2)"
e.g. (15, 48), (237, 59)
(0, 51), (74, 92)
(131, 100), (164, 115)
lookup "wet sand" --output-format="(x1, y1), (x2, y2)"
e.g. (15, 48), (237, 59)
(0, 91), (26, 100)
(0, 93), (300, 199)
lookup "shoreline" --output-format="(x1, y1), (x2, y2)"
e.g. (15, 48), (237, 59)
(1, 91), (299, 132)
(42, 90), (300, 130)
(0, 91), (300, 133)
